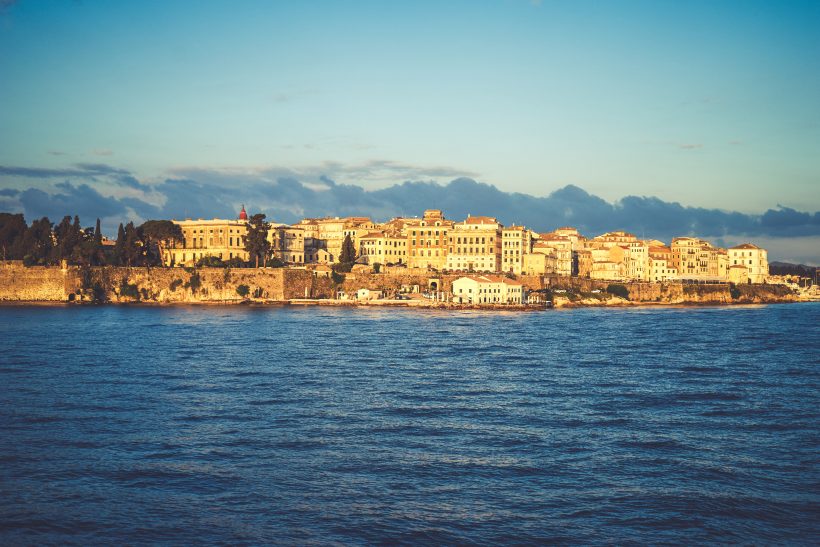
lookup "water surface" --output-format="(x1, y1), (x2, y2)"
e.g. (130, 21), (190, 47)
(1, 304), (818, 544)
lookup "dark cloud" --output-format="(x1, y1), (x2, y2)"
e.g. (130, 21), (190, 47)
(1, 166), (819, 247)
(18, 182), (128, 223)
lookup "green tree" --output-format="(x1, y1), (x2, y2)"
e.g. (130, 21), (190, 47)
(123, 221), (143, 267)
(139, 220), (183, 266)
(236, 284), (250, 297)
(21, 217), (53, 265)
(244, 213), (270, 268)
(0, 213), (27, 260)
(339, 234), (356, 265)
(112, 223), (126, 266)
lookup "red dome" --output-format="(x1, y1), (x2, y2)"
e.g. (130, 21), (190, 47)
(239, 205), (248, 221)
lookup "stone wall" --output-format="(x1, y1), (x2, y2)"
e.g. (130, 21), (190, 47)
(0, 262), (798, 306)
(0, 262), (80, 301)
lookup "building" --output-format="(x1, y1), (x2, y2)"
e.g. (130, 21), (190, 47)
(501, 225), (533, 274)
(358, 231), (409, 266)
(451, 275), (524, 304)
(728, 243), (769, 283)
(164, 206), (250, 266)
(446, 215), (503, 272)
(269, 224), (305, 264)
(535, 233), (573, 276)
(408, 210), (453, 270)
(671, 237), (725, 280)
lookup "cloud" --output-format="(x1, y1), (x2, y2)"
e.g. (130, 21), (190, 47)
(678, 143), (703, 150)
(18, 182), (129, 222)
(1, 163), (819, 262)
(91, 149), (113, 156)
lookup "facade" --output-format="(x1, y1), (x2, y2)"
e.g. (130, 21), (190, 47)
(446, 215), (502, 272)
(269, 224), (305, 264)
(728, 243), (769, 283)
(671, 237), (724, 280)
(501, 226), (533, 275)
(165, 207), (250, 266)
(408, 210), (452, 270)
(358, 231), (408, 266)
(535, 233), (573, 276)
(451, 275), (524, 304)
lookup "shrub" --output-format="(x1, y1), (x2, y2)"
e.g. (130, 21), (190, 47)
(331, 271), (345, 285)
(184, 272), (202, 293)
(253, 287), (264, 298)
(169, 278), (183, 291)
(606, 284), (630, 300)
(372, 263), (381, 274)
(265, 257), (285, 268)
(729, 283), (741, 300)
(196, 255), (226, 268)
(119, 280), (140, 300)
(236, 284), (250, 297)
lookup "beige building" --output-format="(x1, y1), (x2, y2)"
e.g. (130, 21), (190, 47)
(534, 233), (573, 276)
(358, 231), (409, 266)
(589, 246), (627, 281)
(451, 275), (524, 304)
(522, 251), (556, 276)
(269, 224), (305, 264)
(165, 207), (250, 266)
(446, 215), (502, 272)
(728, 243), (769, 283)
(408, 210), (452, 270)
(671, 237), (725, 280)
(501, 226), (533, 274)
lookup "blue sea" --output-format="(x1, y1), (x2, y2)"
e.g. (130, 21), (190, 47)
(1, 303), (818, 545)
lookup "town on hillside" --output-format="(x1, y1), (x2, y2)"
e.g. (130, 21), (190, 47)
(164, 206), (774, 287)
(2, 207), (817, 306)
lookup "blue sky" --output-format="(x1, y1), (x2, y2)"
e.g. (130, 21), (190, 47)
(1, 1), (819, 262)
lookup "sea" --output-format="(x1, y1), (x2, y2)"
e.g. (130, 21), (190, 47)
(1, 303), (818, 545)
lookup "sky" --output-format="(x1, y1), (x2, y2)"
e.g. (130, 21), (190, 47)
(1, 1), (819, 263)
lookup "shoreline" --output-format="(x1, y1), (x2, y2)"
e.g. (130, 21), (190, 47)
(0, 297), (810, 310)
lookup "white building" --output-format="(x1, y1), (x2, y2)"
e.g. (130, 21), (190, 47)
(452, 275), (524, 304)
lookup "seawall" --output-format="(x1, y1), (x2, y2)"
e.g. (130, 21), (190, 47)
(0, 262), (799, 307)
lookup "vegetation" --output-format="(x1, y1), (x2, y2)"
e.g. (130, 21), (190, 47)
(185, 271), (202, 293)
(236, 284), (250, 297)
(119, 280), (140, 300)
(606, 283), (630, 300)
(169, 279), (183, 292)
(196, 255), (226, 268)
(729, 283), (741, 300)
(265, 257), (285, 268)
(244, 213), (270, 268)
(339, 234), (356, 265)
(372, 262), (381, 273)
(331, 270), (345, 285)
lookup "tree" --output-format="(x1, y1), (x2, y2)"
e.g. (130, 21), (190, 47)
(139, 220), (183, 266)
(112, 223), (126, 266)
(21, 217), (53, 265)
(123, 222), (143, 267)
(339, 234), (356, 265)
(244, 213), (270, 268)
(0, 213), (27, 260)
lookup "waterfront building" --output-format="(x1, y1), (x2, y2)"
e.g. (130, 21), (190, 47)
(451, 275), (524, 304)
(165, 206), (250, 266)
(728, 243), (769, 283)
(446, 215), (503, 272)
(358, 230), (409, 266)
(534, 232), (573, 276)
(269, 224), (305, 265)
(408, 210), (453, 270)
(671, 237), (725, 280)
(501, 225), (533, 274)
